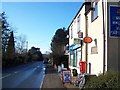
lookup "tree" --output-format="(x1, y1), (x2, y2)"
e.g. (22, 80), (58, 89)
(50, 28), (68, 65)
(1, 12), (14, 67)
(6, 31), (15, 61)
(15, 34), (27, 54)
(28, 47), (43, 61)
(0, 12), (12, 60)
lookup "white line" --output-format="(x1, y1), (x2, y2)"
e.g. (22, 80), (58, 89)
(33, 67), (37, 70)
(39, 74), (45, 88)
(37, 66), (40, 68)
(14, 71), (19, 74)
(0, 74), (11, 79)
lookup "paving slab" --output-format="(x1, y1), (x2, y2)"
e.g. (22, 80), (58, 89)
(41, 64), (79, 90)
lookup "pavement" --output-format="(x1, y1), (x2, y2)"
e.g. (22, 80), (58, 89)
(41, 64), (79, 90)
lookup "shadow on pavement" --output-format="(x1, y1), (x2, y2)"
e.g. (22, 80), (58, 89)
(45, 64), (57, 74)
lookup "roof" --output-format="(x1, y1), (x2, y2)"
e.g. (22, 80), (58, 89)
(67, 2), (85, 30)
(67, 2), (91, 29)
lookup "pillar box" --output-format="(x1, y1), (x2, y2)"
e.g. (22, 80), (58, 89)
(79, 61), (86, 74)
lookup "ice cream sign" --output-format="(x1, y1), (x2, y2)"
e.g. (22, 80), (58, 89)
(109, 5), (120, 38)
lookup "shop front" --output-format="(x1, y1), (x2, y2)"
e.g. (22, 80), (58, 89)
(69, 43), (81, 76)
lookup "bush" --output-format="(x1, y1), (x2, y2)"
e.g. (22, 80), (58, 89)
(84, 70), (120, 89)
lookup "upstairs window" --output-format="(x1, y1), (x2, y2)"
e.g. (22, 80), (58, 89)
(71, 25), (73, 39)
(77, 14), (81, 32)
(91, 1), (98, 21)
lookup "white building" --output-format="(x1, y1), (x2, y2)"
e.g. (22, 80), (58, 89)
(68, 3), (86, 75)
(68, 0), (120, 76)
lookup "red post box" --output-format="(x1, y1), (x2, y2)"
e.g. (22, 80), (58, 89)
(79, 61), (86, 74)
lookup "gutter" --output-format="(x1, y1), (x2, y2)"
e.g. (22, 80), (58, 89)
(102, 0), (106, 75)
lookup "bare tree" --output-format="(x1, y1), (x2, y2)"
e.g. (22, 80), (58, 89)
(15, 34), (27, 54)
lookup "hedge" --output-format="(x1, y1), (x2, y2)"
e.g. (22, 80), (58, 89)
(84, 70), (120, 89)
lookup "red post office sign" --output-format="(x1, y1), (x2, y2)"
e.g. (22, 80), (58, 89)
(83, 36), (92, 43)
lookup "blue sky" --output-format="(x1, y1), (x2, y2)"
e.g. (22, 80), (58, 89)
(2, 2), (83, 54)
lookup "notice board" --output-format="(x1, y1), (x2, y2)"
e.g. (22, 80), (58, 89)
(109, 5), (120, 38)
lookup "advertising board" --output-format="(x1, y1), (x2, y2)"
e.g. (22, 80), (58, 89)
(62, 70), (71, 83)
(109, 5), (120, 38)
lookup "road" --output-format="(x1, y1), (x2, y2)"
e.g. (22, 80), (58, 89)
(2, 61), (45, 89)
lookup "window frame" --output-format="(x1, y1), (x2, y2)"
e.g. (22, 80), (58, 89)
(91, 1), (98, 22)
(71, 25), (73, 39)
(77, 14), (81, 33)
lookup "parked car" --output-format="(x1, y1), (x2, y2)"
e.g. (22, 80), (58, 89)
(43, 58), (48, 64)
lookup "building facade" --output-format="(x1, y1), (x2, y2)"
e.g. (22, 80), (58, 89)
(68, 3), (86, 75)
(68, 0), (120, 76)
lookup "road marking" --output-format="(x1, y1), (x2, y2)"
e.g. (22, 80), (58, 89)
(14, 71), (19, 74)
(33, 67), (37, 70)
(39, 74), (45, 88)
(43, 67), (46, 71)
(0, 74), (11, 79)
(37, 66), (40, 68)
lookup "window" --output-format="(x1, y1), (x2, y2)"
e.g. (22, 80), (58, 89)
(77, 14), (81, 32)
(91, 2), (98, 21)
(71, 25), (73, 39)
(70, 53), (73, 66)
(73, 50), (77, 67)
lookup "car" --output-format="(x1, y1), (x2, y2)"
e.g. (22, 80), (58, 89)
(43, 59), (48, 64)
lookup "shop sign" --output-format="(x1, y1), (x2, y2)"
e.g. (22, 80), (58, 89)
(78, 31), (83, 38)
(74, 38), (81, 44)
(109, 5), (120, 38)
(83, 36), (92, 43)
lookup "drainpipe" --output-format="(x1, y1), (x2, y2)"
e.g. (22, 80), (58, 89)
(85, 15), (88, 74)
(102, 0), (106, 75)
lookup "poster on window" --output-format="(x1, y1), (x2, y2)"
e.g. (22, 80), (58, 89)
(62, 70), (71, 83)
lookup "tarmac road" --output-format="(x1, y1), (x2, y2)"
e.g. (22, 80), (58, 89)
(2, 61), (45, 89)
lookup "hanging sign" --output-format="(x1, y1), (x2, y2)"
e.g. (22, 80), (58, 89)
(74, 38), (81, 44)
(109, 5), (120, 38)
(78, 31), (83, 38)
(83, 36), (92, 43)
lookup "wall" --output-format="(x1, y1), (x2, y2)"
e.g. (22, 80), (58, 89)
(87, 0), (104, 75)
(69, 5), (86, 75)
(107, 1), (120, 72)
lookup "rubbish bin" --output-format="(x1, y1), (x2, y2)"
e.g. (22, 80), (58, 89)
(72, 69), (78, 76)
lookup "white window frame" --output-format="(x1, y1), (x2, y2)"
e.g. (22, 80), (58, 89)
(77, 14), (81, 33)
(91, 1), (98, 22)
(71, 25), (73, 39)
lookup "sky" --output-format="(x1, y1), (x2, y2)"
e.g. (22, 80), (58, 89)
(2, 1), (84, 54)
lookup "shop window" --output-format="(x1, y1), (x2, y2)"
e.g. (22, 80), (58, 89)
(70, 52), (73, 66)
(73, 50), (77, 67)
(91, 2), (98, 22)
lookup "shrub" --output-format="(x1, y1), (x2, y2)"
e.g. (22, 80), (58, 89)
(84, 70), (120, 89)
